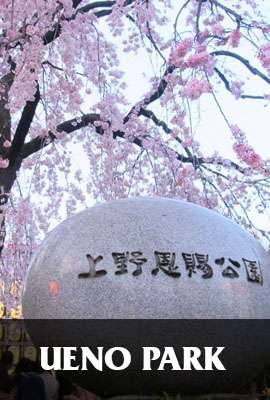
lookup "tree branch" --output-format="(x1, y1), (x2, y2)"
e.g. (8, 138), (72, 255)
(174, 0), (191, 40)
(195, 0), (204, 39)
(75, 1), (116, 14)
(72, 0), (84, 7)
(124, 64), (176, 123)
(43, 0), (136, 45)
(21, 114), (99, 159)
(212, 50), (270, 86)
(21, 111), (192, 165)
(9, 86), (40, 165)
(21, 108), (245, 178)
(214, 67), (265, 100)
(139, 108), (194, 160)
(140, 109), (172, 134)
(210, 0), (243, 24)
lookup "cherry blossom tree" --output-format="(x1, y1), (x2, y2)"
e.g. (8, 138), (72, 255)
(0, 0), (270, 315)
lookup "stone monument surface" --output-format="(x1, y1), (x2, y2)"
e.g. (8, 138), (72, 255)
(22, 197), (270, 395)
(23, 196), (270, 319)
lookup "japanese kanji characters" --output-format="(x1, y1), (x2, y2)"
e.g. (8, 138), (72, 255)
(182, 253), (213, 279)
(78, 254), (107, 278)
(215, 257), (241, 279)
(77, 251), (263, 285)
(152, 252), (181, 278)
(112, 252), (129, 275)
(112, 251), (147, 276)
(129, 252), (148, 276)
(243, 258), (263, 285)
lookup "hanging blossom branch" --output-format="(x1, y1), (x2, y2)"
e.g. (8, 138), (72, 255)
(209, 0), (243, 25)
(214, 67), (265, 100)
(0, 0), (269, 270)
(18, 52), (243, 177)
(0, 0), (137, 170)
(0, 0), (137, 50)
(8, 1), (269, 178)
(20, 112), (192, 164)
(43, 0), (137, 45)
(212, 50), (270, 86)
(20, 107), (245, 176)
(123, 65), (176, 122)
(4, 3), (267, 186)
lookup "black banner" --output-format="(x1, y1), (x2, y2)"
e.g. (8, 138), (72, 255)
(1, 319), (270, 397)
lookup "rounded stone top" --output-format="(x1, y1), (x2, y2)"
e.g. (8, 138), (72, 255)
(23, 197), (270, 319)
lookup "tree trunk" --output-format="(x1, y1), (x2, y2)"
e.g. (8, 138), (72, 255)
(0, 165), (18, 257)
(0, 68), (15, 257)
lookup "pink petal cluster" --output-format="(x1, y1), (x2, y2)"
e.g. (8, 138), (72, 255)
(231, 125), (265, 170)
(233, 143), (264, 170)
(171, 40), (212, 72)
(170, 39), (193, 67)
(211, 23), (225, 36)
(182, 78), (211, 100)
(258, 43), (270, 72)
(175, 39), (193, 57)
(231, 81), (244, 99)
(187, 52), (210, 68)
(231, 124), (246, 141)
(230, 29), (241, 48)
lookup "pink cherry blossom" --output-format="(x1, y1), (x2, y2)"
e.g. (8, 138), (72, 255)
(182, 78), (211, 100)
(231, 81), (244, 99)
(233, 143), (264, 170)
(259, 43), (270, 72)
(187, 52), (210, 68)
(175, 39), (193, 57)
(230, 29), (241, 48)
(212, 23), (225, 36)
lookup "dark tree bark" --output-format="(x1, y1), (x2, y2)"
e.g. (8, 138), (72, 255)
(0, 70), (14, 258)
